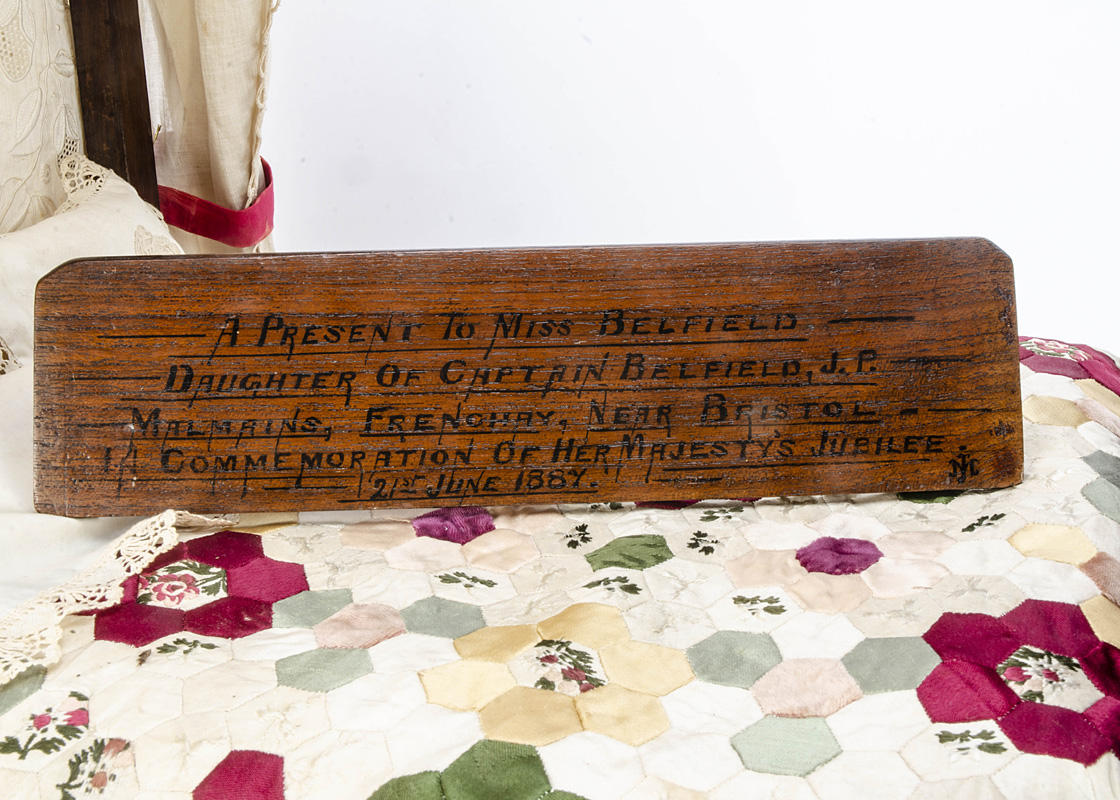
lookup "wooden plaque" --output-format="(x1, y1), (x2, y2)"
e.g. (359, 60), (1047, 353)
(34, 239), (1022, 517)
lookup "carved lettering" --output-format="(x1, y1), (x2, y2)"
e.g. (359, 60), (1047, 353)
(34, 241), (1022, 515)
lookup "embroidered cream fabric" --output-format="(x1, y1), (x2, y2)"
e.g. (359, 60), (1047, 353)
(0, 510), (233, 685)
(0, 0), (84, 234)
(0, 157), (183, 373)
(0, 336), (18, 375)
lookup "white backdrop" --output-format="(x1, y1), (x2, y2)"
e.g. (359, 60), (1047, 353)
(265, 1), (1118, 350)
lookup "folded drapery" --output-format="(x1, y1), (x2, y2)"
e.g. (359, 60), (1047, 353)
(140, 0), (279, 254)
(158, 158), (274, 248)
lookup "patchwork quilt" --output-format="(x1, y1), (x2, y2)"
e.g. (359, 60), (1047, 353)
(2, 337), (1120, 799)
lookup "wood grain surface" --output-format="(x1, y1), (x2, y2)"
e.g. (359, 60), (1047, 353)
(34, 239), (1023, 517)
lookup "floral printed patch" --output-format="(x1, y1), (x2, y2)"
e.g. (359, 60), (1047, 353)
(136, 559), (228, 611)
(138, 638), (220, 665)
(510, 639), (607, 695)
(687, 531), (721, 555)
(0, 692), (88, 759)
(936, 728), (1008, 756)
(962, 513), (1006, 533)
(699, 506), (745, 522)
(437, 571), (498, 589)
(93, 530), (309, 647)
(733, 594), (787, 616)
(419, 604), (686, 748)
(57, 738), (133, 800)
(1019, 335), (1120, 395)
(583, 576), (642, 595)
(1021, 338), (1091, 362)
(997, 646), (1103, 712)
(562, 523), (594, 549)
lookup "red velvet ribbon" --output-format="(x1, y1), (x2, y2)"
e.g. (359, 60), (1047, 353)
(158, 159), (274, 248)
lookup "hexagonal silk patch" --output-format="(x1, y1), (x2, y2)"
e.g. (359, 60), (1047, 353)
(1085, 450), (1120, 486)
(368, 739), (590, 800)
(479, 686), (583, 746)
(786, 573), (871, 614)
(272, 589), (354, 629)
(574, 684), (670, 746)
(136, 559), (227, 611)
(400, 597), (485, 639)
(194, 750), (284, 800)
(842, 637), (941, 694)
(726, 549), (809, 588)
(1008, 524), (1097, 566)
(751, 659), (863, 717)
(731, 715), (840, 776)
(420, 660), (515, 711)
(340, 519), (416, 551)
(901, 721), (1017, 781)
(386, 537), (467, 572)
(508, 639), (608, 695)
(276, 649), (373, 693)
(585, 534), (673, 571)
(462, 529), (541, 573)
(1081, 553), (1120, 605)
(686, 631), (782, 689)
(0, 666), (47, 716)
(1081, 595), (1120, 646)
(536, 603), (631, 651)
(440, 739), (552, 799)
(411, 506), (496, 545)
(313, 604), (405, 649)
(599, 640), (693, 696)
(1083, 478), (1120, 525)
(455, 624), (541, 663)
(1022, 395), (1091, 427)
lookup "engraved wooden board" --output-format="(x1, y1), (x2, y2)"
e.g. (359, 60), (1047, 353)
(34, 238), (1023, 517)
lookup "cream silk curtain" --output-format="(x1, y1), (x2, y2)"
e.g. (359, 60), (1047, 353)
(140, 0), (278, 253)
(0, 0), (276, 252)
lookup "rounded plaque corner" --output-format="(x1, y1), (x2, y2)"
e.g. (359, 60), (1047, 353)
(964, 237), (1014, 270)
(37, 255), (107, 285)
(34, 257), (115, 315)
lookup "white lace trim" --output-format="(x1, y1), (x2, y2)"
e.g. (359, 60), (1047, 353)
(0, 334), (19, 375)
(0, 510), (234, 685)
(55, 152), (108, 214)
(134, 224), (180, 255)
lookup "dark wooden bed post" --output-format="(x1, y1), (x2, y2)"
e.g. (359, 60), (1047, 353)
(69, 0), (160, 209)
